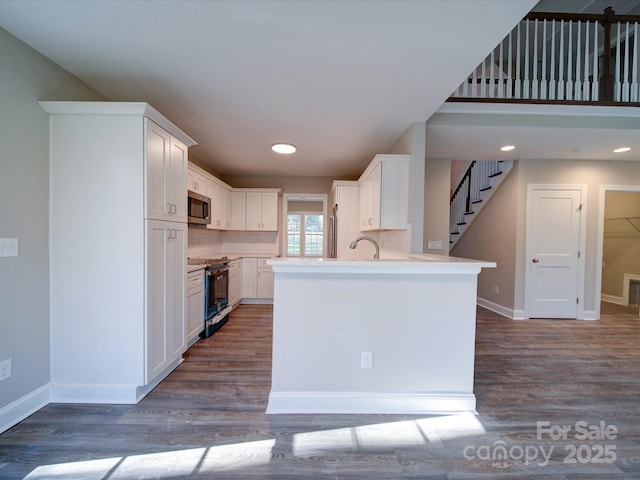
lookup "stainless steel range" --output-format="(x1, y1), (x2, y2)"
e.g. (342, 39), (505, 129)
(188, 257), (230, 337)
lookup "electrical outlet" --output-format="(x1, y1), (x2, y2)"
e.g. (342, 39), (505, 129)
(0, 358), (12, 381)
(361, 351), (373, 369)
(427, 240), (442, 250)
(494, 285), (500, 295)
(0, 238), (19, 257)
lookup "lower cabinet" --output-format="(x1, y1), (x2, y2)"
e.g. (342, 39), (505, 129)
(146, 220), (187, 384)
(257, 258), (274, 298)
(186, 268), (205, 343)
(242, 257), (258, 298)
(241, 257), (274, 300)
(229, 259), (242, 306)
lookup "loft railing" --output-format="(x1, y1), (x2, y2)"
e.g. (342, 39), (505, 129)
(451, 8), (640, 103)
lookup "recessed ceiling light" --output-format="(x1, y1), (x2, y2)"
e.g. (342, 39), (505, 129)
(613, 147), (631, 153)
(272, 143), (297, 154)
(500, 145), (516, 152)
(574, 146), (585, 153)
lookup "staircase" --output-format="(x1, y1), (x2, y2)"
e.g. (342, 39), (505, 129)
(449, 160), (513, 251)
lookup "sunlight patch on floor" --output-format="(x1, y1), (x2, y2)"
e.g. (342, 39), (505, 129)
(25, 439), (276, 479)
(293, 412), (485, 456)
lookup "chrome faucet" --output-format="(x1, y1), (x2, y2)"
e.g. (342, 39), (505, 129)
(349, 235), (379, 259)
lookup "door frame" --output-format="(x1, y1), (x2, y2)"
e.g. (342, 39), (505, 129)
(524, 184), (588, 320)
(594, 184), (640, 319)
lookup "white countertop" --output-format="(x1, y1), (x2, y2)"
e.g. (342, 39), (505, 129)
(267, 254), (495, 275)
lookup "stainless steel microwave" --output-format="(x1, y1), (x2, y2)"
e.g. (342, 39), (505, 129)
(187, 190), (211, 225)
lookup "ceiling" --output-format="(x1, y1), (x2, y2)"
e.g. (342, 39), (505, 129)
(426, 103), (640, 163)
(2, 0), (638, 180)
(0, 0), (537, 178)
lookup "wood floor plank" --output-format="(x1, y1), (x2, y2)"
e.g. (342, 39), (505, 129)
(1, 302), (639, 479)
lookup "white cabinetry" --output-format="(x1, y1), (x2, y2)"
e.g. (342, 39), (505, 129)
(241, 257), (274, 300)
(228, 259), (242, 307)
(187, 163), (233, 230)
(207, 178), (231, 230)
(147, 120), (188, 222)
(231, 191), (247, 230)
(257, 258), (274, 298)
(242, 257), (258, 298)
(41, 101), (196, 404)
(187, 166), (207, 194)
(245, 191), (279, 231)
(147, 220), (187, 380)
(186, 268), (205, 344)
(358, 154), (410, 231)
(330, 181), (362, 259)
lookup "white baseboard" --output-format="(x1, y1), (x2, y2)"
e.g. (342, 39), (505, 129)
(49, 384), (140, 404)
(581, 310), (598, 321)
(601, 294), (625, 305)
(477, 297), (521, 319)
(50, 358), (181, 404)
(266, 391), (476, 415)
(0, 383), (50, 434)
(240, 298), (273, 305)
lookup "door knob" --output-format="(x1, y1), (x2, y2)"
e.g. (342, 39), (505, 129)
(532, 258), (540, 263)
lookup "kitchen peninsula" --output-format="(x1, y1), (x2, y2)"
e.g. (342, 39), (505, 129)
(266, 254), (495, 414)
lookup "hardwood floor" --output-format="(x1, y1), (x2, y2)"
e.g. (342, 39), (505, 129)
(1, 303), (639, 479)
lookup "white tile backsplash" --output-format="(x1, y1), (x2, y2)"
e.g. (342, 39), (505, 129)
(378, 223), (411, 254)
(188, 227), (223, 258)
(222, 231), (279, 256)
(188, 227), (279, 258)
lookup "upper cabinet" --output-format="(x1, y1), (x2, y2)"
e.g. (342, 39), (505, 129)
(358, 154), (410, 231)
(147, 119), (188, 222)
(230, 190), (247, 230)
(186, 164), (280, 232)
(207, 177), (231, 230)
(187, 163), (232, 230)
(187, 168), (207, 194)
(245, 191), (279, 231)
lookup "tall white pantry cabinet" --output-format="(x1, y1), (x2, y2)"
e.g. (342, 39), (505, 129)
(40, 102), (196, 404)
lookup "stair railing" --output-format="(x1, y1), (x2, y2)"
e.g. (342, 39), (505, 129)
(450, 160), (503, 240)
(451, 8), (640, 103)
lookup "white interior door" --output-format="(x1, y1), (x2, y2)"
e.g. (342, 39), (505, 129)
(527, 187), (583, 318)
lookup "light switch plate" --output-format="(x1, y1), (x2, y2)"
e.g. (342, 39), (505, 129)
(0, 238), (19, 257)
(427, 240), (442, 250)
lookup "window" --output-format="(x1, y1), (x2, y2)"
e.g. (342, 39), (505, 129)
(287, 213), (324, 257)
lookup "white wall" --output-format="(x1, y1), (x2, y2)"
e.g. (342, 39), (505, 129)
(0, 28), (105, 420)
(453, 159), (640, 318)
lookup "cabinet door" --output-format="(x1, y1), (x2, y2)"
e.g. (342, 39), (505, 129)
(257, 259), (274, 298)
(260, 192), (279, 231)
(228, 260), (242, 306)
(223, 188), (232, 229)
(169, 223), (187, 357)
(146, 220), (186, 383)
(207, 179), (225, 230)
(186, 272), (205, 342)
(242, 257), (257, 298)
(245, 192), (262, 231)
(146, 119), (187, 222)
(146, 221), (170, 382)
(369, 163), (381, 229)
(231, 191), (246, 230)
(146, 121), (172, 221)
(169, 138), (188, 222)
(187, 168), (207, 194)
(359, 164), (381, 231)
